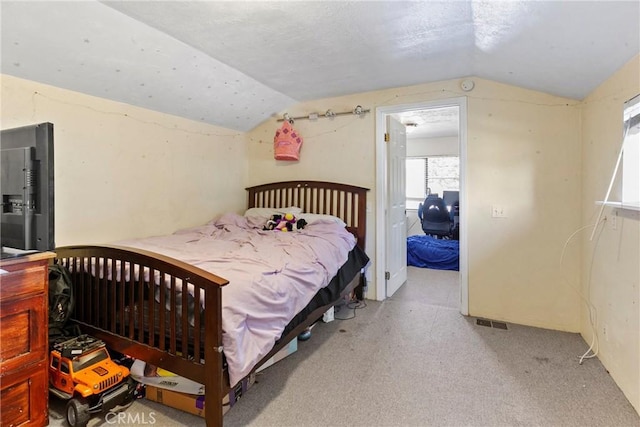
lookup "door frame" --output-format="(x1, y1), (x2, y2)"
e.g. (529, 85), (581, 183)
(375, 97), (469, 315)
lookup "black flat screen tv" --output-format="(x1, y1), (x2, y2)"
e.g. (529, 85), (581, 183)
(1, 122), (54, 255)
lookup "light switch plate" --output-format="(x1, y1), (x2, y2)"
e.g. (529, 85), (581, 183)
(492, 205), (506, 218)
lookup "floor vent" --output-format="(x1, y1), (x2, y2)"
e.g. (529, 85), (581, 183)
(476, 318), (508, 330)
(476, 319), (492, 327)
(491, 321), (508, 330)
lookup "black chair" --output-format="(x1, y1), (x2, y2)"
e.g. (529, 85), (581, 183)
(442, 190), (459, 211)
(450, 200), (460, 240)
(418, 195), (452, 238)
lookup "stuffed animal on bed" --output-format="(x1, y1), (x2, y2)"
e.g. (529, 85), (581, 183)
(264, 213), (307, 232)
(263, 214), (282, 230)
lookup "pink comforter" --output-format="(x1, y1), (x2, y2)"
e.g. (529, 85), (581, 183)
(116, 213), (356, 386)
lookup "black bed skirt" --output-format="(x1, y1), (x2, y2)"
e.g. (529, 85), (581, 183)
(278, 245), (370, 341)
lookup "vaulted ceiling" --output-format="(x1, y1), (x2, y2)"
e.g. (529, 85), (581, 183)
(2, 1), (638, 132)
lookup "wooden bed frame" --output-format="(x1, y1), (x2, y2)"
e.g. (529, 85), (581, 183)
(54, 181), (368, 426)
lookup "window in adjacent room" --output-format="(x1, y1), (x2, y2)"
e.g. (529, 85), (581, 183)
(406, 156), (459, 209)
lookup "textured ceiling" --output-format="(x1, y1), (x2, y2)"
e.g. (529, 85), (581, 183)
(1, 1), (639, 132)
(396, 107), (460, 139)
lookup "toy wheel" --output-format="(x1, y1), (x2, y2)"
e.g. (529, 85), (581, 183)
(66, 398), (90, 427)
(122, 378), (136, 405)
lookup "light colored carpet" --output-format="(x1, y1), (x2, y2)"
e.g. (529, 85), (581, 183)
(49, 267), (639, 426)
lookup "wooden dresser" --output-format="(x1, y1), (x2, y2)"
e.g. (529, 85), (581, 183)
(0, 252), (54, 427)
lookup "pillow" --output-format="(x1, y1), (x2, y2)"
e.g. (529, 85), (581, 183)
(297, 213), (346, 228)
(243, 206), (302, 219)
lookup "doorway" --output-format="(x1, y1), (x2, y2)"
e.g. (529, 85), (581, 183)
(375, 97), (468, 315)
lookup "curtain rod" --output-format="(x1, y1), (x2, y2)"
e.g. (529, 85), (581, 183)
(277, 105), (370, 123)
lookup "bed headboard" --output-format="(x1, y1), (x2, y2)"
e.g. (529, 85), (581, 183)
(246, 181), (369, 250)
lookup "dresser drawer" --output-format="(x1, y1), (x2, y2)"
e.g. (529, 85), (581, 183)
(0, 262), (47, 302)
(0, 294), (47, 375)
(0, 361), (48, 427)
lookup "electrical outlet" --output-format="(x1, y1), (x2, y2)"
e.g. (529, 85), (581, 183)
(603, 324), (609, 342)
(492, 205), (506, 218)
(611, 214), (617, 230)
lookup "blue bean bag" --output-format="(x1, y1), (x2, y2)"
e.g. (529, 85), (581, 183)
(407, 235), (459, 271)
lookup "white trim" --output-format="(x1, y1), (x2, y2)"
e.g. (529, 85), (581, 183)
(375, 108), (388, 302)
(375, 97), (469, 315)
(458, 98), (469, 316)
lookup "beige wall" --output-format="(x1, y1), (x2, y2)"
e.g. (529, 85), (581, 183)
(247, 77), (583, 332)
(466, 80), (582, 331)
(580, 55), (640, 413)
(1, 74), (247, 245)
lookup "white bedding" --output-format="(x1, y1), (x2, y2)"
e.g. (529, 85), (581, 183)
(115, 213), (356, 386)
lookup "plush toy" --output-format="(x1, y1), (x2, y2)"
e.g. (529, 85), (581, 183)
(275, 212), (296, 232)
(264, 213), (307, 232)
(264, 214), (282, 231)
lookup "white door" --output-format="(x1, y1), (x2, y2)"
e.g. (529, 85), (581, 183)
(385, 116), (407, 297)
